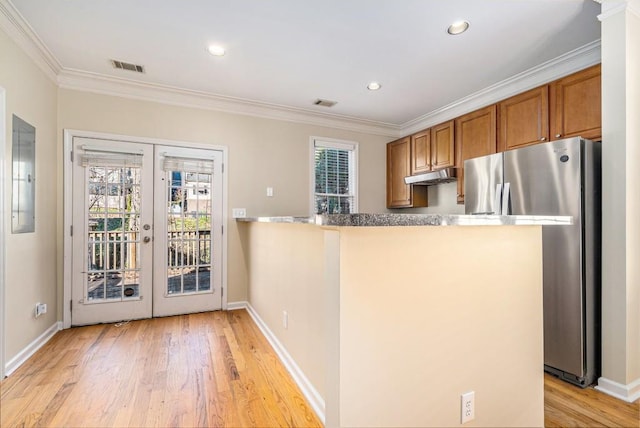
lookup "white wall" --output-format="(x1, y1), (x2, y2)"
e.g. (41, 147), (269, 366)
(0, 28), (58, 362)
(626, 4), (640, 388)
(240, 222), (327, 405)
(599, 1), (640, 399)
(338, 226), (544, 427)
(57, 89), (390, 304)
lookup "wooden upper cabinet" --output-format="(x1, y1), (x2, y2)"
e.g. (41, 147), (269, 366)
(410, 121), (455, 176)
(498, 86), (549, 151)
(550, 64), (601, 141)
(387, 137), (428, 208)
(384, 65), (601, 208)
(410, 129), (431, 175)
(431, 120), (455, 169)
(455, 105), (497, 203)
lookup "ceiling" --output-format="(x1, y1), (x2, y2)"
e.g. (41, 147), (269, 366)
(8, 0), (601, 127)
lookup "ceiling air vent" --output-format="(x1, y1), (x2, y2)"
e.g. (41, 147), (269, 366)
(111, 59), (145, 73)
(314, 99), (337, 107)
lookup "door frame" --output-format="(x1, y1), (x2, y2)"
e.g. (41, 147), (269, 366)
(63, 129), (229, 329)
(0, 87), (6, 377)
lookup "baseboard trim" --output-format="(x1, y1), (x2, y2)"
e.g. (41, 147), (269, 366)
(595, 376), (640, 403)
(244, 303), (325, 424)
(4, 321), (62, 376)
(226, 300), (249, 311)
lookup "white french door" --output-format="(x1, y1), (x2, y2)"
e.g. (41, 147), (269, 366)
(71, 139), (153, 325)
(71, 138), (223, 326)
(152, 146), (223, 317)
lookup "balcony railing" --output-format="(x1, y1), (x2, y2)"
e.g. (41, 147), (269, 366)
(167, 230), (211, 266)
(87, 229), (211, 271)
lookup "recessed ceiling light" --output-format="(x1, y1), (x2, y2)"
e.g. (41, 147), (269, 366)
(207, 45), (226, 56)
(367, 82), (382, 91)
(447, 20), (470, 35)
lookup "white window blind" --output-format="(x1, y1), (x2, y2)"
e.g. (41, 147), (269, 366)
(161, 156), (215, 174)
(80, 150), (143, 168)
(312, 139), (357, 214)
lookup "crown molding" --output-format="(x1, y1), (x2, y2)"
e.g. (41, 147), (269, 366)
(596, 0), (640, 20)
(57, 69), (401, 137)
(0, 0), (61, 83)
(400, 40), (601, 135)
(1, 0), (601, 139)
(0, 0), (399, 137)
(59, 37), (601, 140)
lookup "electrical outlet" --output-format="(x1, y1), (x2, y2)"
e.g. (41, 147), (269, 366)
(232, 208), (247, 218)
(461, 391), (475, 424)
(282, 310), (288, 329)
(35, 303), (47, 318)
(266, 187), (274, 197)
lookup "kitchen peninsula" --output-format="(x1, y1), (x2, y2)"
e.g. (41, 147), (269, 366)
(236, 214), (571, 427)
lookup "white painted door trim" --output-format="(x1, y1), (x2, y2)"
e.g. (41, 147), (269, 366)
(0, 87), (6, 377)
(63, 129), (229, 328)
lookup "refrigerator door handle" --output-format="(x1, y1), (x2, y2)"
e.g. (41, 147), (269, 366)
(502, 182), (511, 215)
(493, 184), (503, 215)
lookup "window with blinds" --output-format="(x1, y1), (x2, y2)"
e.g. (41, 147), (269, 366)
(312, 139), (358, 215)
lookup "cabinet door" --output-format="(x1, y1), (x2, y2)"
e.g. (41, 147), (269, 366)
(410, 130), (431, 175)
(431, 120), (455, 169)
(498, 86), (549, 151)
(455, 105), (497, 203)
(387, 138), (427, 208)
(550, 64), (601, 141)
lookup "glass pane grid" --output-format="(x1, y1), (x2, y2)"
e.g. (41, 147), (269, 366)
(166, 170), (213, 296)
(314, 146), (355, 214)
(85, 163), (142, 302)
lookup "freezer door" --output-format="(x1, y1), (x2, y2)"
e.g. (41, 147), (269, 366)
(464, 153), (503, 214)
(504, 138), (585, 378)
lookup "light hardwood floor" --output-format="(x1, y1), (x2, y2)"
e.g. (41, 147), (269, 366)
(0, 310), (321, 428)
(2, 310), (638, 427)
(545, 373), (639, 427)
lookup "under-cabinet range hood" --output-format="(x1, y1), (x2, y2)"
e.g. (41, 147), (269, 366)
(404, 168), (457, 186)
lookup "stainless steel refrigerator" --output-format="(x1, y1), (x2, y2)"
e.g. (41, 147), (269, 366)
(464, 137), (601, 387)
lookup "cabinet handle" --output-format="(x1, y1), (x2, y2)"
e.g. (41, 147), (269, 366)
(540, 137), (546, 141)
(555, 134), (561, 138)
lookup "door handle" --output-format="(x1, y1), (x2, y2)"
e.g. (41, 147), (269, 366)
(493, 184), (503, 215)
(501, 183), (511, 215)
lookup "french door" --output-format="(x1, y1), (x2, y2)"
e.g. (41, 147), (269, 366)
(71, 137), (223, 326)
(152, 146), (223, 317)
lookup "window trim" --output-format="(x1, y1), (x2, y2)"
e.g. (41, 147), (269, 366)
(309, 136), (359, 215)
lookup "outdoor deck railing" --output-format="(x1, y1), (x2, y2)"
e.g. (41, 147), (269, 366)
(167, 230), (211, 267)
(87, 229), (211, 270)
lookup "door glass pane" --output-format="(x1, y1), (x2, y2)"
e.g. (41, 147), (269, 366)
(165, 170), (213, 295)
(198, 267), (211, 291)
(123, 271), (139, 299)
(85, 163), (142, 302)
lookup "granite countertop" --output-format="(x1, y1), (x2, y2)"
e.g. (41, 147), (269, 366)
(235, 213), (573, 227)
